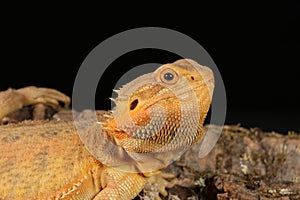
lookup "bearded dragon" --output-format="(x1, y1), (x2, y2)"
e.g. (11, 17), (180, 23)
(0, 59), (214, 200)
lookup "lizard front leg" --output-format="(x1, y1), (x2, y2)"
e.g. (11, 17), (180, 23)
(94, 166), (148, 200)
(0, 86), (70, 119)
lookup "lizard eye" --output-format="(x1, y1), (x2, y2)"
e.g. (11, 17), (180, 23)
(160, 68), (179, 84)
(164, 73), (174, 80)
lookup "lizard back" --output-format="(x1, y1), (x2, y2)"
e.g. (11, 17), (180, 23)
(0, 119), (99, 199)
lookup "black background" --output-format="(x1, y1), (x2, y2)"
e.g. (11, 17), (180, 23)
(1, 3), (299, 133)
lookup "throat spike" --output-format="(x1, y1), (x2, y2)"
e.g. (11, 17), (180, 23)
(112, 89), (120, 94)
(109, 97), (117, 103)
(103, 114), (113, 118)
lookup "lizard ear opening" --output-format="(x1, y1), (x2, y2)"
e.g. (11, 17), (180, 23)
(130, 99), (139, 110)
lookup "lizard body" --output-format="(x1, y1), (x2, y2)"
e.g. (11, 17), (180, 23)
(0, 59), (214, 199)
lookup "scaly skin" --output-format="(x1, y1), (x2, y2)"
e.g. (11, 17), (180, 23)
(0, 59), (214, 199)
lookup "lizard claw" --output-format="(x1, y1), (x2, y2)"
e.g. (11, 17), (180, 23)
(0, 86), (70, 120)
(17, 86), (71, 108)
(142, 173), (178, 200)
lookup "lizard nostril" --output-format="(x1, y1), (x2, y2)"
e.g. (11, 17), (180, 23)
(130, 99), (139, 110)
(190, 76), (195, 80)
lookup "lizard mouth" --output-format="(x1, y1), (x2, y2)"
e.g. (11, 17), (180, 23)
(166, 76), (214, 100)
(141, 78), (214, 112)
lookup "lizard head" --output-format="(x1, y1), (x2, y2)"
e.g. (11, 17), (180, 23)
(106, 59), (214, 163)
(78, 59), (215, 172)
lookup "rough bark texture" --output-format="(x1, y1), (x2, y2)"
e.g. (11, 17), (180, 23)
(154, 124), (300, 200)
